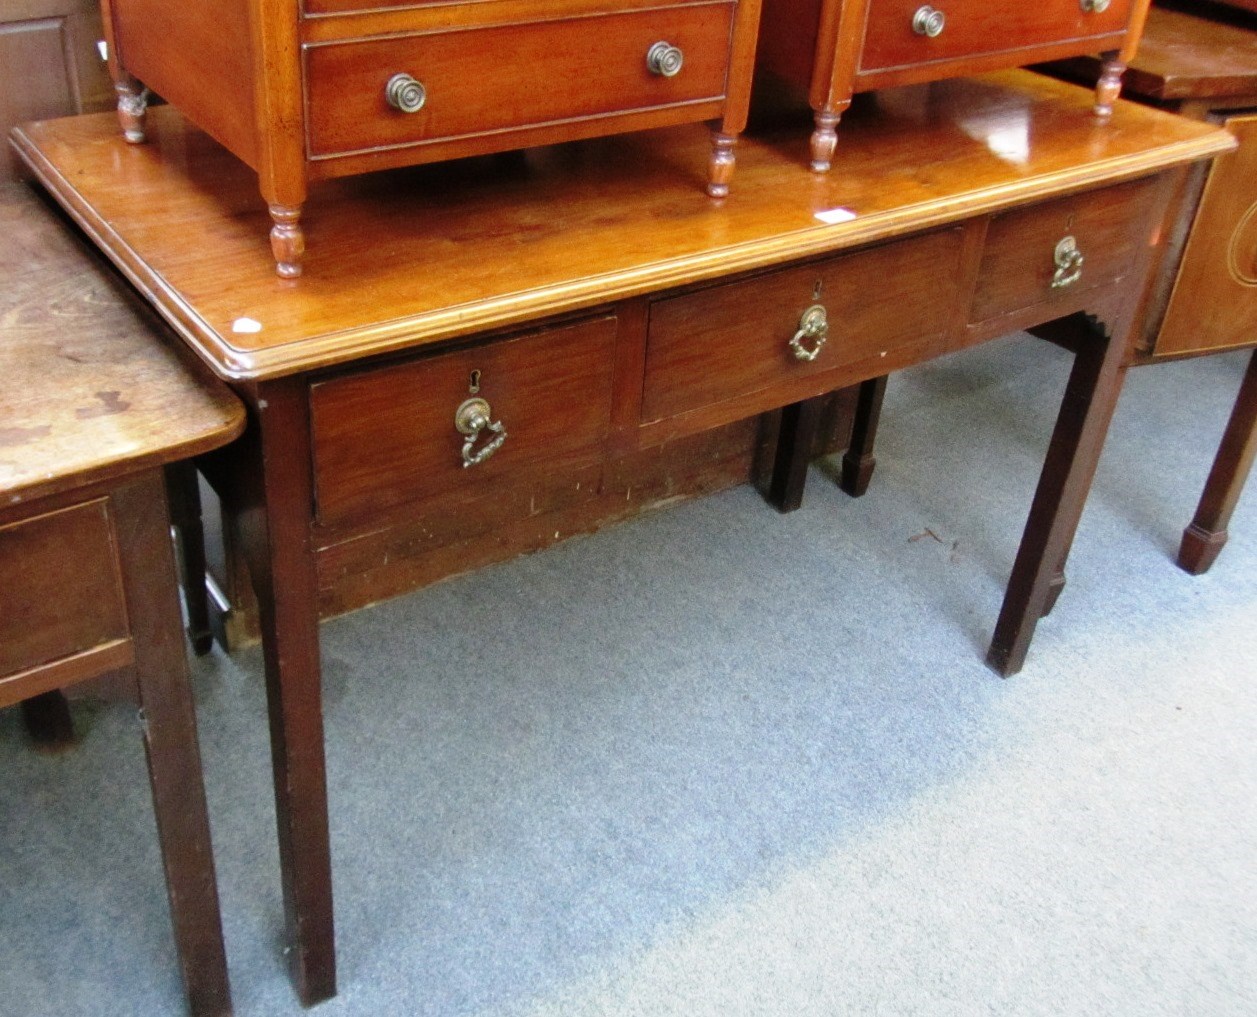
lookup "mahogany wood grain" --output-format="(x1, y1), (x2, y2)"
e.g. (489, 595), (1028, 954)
(756, 0), (1151, 170)
(99, 0), (763, 274)
(643, 228), (963, 424)
(311, 316), (619, 527)
(969, 178), (1156, 324)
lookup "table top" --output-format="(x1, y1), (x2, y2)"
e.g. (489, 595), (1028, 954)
(10, 70), (1231, 382)
(1114, 4), (1257, 101)
(0, 184), (244, 506)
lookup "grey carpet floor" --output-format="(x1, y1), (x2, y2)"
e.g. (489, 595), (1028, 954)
(2, 335), (1254, 1017)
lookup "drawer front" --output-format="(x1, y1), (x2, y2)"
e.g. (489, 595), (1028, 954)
(304, 5), (734, 158)
(0, 500), (128, 678)
(643, 228), (965, 423)
(1154, 113), (1257, 357)
(311, 316), (618, 527)
(859, 0), (1131, 73)
(970, 177), (1156, 325)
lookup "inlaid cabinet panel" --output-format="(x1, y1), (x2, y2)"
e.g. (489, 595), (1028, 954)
(1154, 112), (1257, 357)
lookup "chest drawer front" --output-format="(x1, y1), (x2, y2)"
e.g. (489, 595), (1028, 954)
(970, 177), (1156, 325)
(304, 5), (734, 158)
(0, 500), (128, 678)
(859, 0), (1131, 74)
(311, 316), (618, 528)
(642, 228), (965, 424)
(1154, 113), (1257, 357)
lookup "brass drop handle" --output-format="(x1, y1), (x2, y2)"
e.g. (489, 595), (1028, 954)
(647, 41), (684, 77)
(912, 5), (946, 37)
(385, 72), (427, 113)
(789, 304), (829, 362)
(454, 396), (507, 468)
(1080, 0), (1110, 12)
(1051, 236), (1084, 289)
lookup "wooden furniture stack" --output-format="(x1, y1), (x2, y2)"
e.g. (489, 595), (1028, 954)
(756, 0), (1153, 171)
(1051, 0), (1257, 575)
(0, 183), (244, 1017)
(12, 70), (1232, 1004)
(97, 0), (764, 276)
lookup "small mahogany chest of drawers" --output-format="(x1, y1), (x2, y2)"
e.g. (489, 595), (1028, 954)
(756, 0), (1153, 171)
(98, 0), (762, 277)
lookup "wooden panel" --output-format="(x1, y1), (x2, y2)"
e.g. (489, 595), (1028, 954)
(303, 4), (733, 158)
(108, 0), (257, 165)
(1155, 113), (1257, 356)
(970, 178), (1156, 324)
(0, 499), (128, 676)
(311, 315), (618, 527)
(0, 1), (112, 182)
(643, 228), (964, 422)
(859, 0), (1131, 73)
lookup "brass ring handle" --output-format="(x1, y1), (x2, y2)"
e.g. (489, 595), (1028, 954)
(1080, 0), (1110, 12)
(647, 41), (684, 77)
(1051, 236), (1084, 289)
(454, 397), (507, 468)
(789, 304), (829, 362)
(912, 6), (946, 37)
(385, 73), (427, 114)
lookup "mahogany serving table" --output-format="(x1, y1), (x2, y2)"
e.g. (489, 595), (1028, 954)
(10, 70), (1231, 1004)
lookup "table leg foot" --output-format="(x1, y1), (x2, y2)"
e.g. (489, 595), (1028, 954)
(839, 375), (888, 498)
(21, 690), (76, 749)
(766, 397), (823, 513)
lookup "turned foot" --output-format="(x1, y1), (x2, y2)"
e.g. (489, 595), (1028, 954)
(810, 109), (845, 173)
(707, 132), (736, 199)
(269, 203), (305, 278)
(115, 80), (149, 144)
(1094, 53), (1126, 118)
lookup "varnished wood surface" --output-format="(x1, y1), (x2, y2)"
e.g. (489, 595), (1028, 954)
(10, 70), (1233, 381)
(0, 184), (244, 504)
(1082, 5), (1257, 100)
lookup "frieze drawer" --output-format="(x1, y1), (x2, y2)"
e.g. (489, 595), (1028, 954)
(970, 177), (1157, 325)
(310, 316), (618, 528)
(642, 227), (966, 427)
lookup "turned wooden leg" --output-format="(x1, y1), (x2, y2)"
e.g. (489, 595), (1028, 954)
(113, 78), (148, 144)
(765, 397), (824, 513)
(707, 131), (737, 199)
(165, 462), (214, 656)
(1178, 348), (1257, 575)
(1094, 51), (1126, 118)
(810, 105), (849, 173)
(115, 472), (231, 1017)
(234, 380), (336, 1005)
(21, 690), (76, 749)
(268, 203), (305, 279)
(987, 313), (1128, 677)
(841, 375), (888, 497)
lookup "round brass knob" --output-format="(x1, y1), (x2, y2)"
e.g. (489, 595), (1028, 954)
(385, 73), (427, 114)
(647, 41), (684, 78)
(1080, 0), (1111, 12)
(912, 5), (946, 37)
(789, 304), (829, 362)
(454, 396), (507, 468)
(1051, 236), (1084, 289)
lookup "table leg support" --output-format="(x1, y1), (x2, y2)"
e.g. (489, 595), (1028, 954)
(1178, 348), (1257, 575)
(234, 381), (336, 1006)
(115, 472), (232, 1017)
(766, 397), (823, 513)
(840, 375), (888, 497)
(987, 314), (1128, 677)
(166, 462), (214, 656)
(20, 690), (76, 748)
